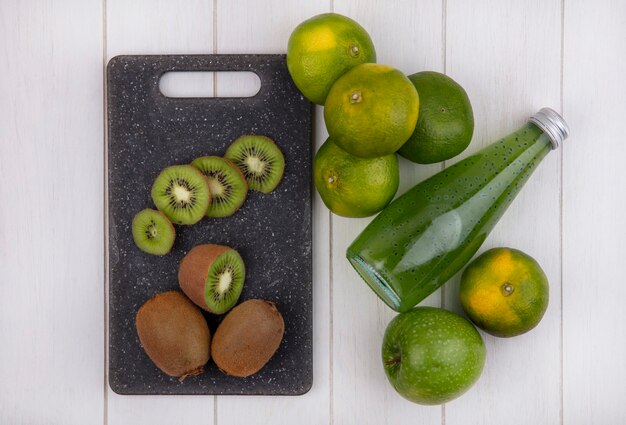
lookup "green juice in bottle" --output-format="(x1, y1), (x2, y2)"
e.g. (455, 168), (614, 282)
(347, 108), (569, 312)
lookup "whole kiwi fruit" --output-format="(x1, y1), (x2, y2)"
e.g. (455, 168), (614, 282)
(135, 291), (211, 381)
(211, 299), (284, 377)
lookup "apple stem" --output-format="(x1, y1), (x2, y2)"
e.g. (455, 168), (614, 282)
(384, 357), (401, 366)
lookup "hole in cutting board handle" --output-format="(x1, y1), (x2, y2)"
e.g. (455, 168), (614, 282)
(159, 71), (261, 98)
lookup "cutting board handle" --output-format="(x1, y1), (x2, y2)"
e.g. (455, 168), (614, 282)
(108, 54), (289, 101)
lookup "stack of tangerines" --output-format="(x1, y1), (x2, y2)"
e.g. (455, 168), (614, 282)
(287, 13), (473, 218)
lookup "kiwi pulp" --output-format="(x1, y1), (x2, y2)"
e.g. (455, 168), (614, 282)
(178, 244), (245, 315)
(224, 135), (285, 193)
(135, 291), (211, 381)
(131, 208), (175, 255)
(211, 299), (284, 377)
(151, 165), (211, 225)
(191, 156), (248, 217)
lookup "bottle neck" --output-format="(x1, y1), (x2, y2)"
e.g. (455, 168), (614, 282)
(528, 107), (570, 149)
(526, 122), (555, 154)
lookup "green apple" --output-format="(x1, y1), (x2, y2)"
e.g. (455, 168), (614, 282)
(382, 306), (486, 405)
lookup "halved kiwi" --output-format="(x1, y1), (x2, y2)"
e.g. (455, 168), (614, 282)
(224, 135), (285, 193)
(136, 291), (211, 382)
(131, 208), (175, 255)
(150, 165), (211, 225)
(191, 156), (248, 218)
(178, 244), (245, 314)
(211, 299), (284, 377)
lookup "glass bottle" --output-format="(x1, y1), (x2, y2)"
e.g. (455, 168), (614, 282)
(346, 108), (569, 312)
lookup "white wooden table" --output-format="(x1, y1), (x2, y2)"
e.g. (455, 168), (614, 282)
(2, 0), (625, 423)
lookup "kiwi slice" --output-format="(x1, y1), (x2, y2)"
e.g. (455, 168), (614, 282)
(178, 244), (245, 315)
(224, 135), (285, 193)
(191, 156), (248, 218)
(150, 165), (211, 225)
(131, 208), (175, 255)
(136, 291), (211, 382)
(211, 299), (284, 377)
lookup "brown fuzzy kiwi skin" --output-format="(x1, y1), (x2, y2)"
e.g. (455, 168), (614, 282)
(178, 244), (233, 312)
(211, 299), (285, 377)
(135, 291), (211, 382)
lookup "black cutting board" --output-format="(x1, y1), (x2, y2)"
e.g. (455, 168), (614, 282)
(107, 54), (313, 395)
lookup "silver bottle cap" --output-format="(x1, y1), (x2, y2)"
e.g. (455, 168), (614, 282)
(528, 107), (570, 149)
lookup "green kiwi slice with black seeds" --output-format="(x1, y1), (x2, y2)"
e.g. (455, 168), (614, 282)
(150, 165), (211, 225)
(178, 244), (245, 315)
(191, 156), (248, 218)
(132, 208), (176, 255)
(205, 249), (245, 314)
(224, 135), (285, 193)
